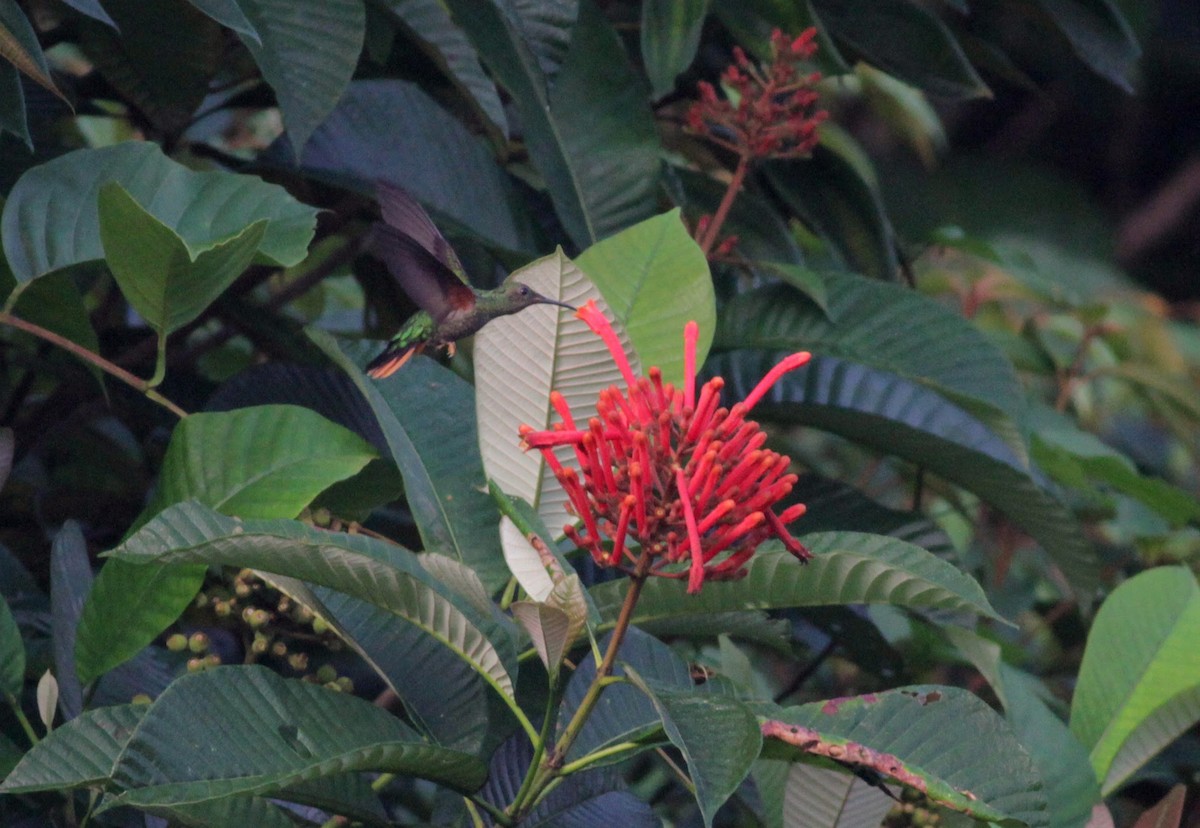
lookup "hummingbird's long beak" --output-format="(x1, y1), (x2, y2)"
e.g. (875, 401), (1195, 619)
(536, 295), (576, 311)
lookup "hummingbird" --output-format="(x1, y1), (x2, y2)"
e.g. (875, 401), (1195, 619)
(365, 182), (575, 379)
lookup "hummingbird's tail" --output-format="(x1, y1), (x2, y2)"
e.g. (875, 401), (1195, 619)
(366, 341), (423, 379)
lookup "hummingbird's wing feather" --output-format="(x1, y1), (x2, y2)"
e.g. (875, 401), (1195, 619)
(371, 223), (476, 322)
(376, 182), (468, 282)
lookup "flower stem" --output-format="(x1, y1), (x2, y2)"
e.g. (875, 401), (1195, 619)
(508, 548), (653, 820)
(0, 311), (188, 419)
(697, 154), (751, 257)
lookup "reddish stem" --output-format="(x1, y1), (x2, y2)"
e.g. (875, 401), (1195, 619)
(697, 154), (751, 257)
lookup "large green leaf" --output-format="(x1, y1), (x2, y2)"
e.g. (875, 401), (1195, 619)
(760, 687), (1048, 827)
(706, 350), (1099, 598)
(1, 266), (102, 387)
(0, 593), (23, 697)
(559, 627), (692, 762)
(294, 80), (535, 253)
(946, 627), (1099, 828)
(146, 405), (377, 520)
(1, 142), (318, 283)
(0, 703), (145, 793)
(99, 181), (267, 338)
(381, 0), (507, 136)
(766, 146), (899, 282)
(575, 210), (715, 386)
(185, 0), (260, 41)
(590, 534), (1007, 628)
(311, 330), (509, 590)
(237, 0), (364, 156)
(717, 275), (1024, 422)
(77, 0), (221, 134)
(1035, 0), (1140, 92)
(778, 763), (896, 828)
(641, 0), (709, 99)
(105, 500), (519, 703)
(810, 0), (989, 99)
(1069, 567), (1200, 794)
(94, 666), (485, 810)
(474, 250), (636, 533)
(50, 521), (91, 721)
(627, 671), (762, 827)
(263, 574), (492, 754)
(445, 0), (659, 247)
(75, 406), (376, 685)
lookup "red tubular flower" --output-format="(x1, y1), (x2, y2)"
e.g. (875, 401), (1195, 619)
(684, 27), (828, 162)
(520, 301), (812, 593)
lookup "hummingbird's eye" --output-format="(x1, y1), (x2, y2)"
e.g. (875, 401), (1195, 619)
(519, 285), (530, 295)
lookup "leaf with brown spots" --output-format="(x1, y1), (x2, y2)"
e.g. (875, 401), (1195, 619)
(758, 685), (1049, 828)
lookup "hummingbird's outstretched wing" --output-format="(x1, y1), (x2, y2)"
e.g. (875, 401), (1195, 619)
(376, 182), (468, 281)
(370, 223), (476, 323)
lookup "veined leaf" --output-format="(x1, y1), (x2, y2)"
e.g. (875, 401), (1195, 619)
(0, 703), (145, 793)
(104, 501), (519, 702)
(50, 521), (90, 721)
(778, 763), (897, 828)
(707, 351), (1099, 599)
(626, 670), (762, 827)
(97, 666), (485, 810)
(1069, 567), (1200, 794)
(444, 0), (659, 247)
(475, 249), (637, 533)
(75, 406), (377, 685)
(237, 0), (363, 156)
(590, 534), (1008, 628)
(1, 142), (318, 283)
(575, 210), (715, 386)
(294, 80), (534, 253)
(99, 181), (267, 338)
(311, 331), (509, 590)
(760, 686), (1048, 827)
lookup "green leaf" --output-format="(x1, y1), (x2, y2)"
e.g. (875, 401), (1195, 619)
(1069, 567), (1200, 794)
(146, 405), (378, 520)
(78, 0), (221, 134)
(296, 80), (535, 253)
(2, 268), (102, 387)
(0, 60), (29, 149)
(765, 146), (899, 282)
(641, 0), (709, 99)
(946, 627), (1100, 828)
(706, 350), (1099, 599)
(310, 330), (510, 590)
(716, 277), (1027, 431)
(810, 0), (990, 100)
(775, 763), (897, 828)
(264, 573), (492, 754)
(761, 686), (1049, 827)
(1, 142), (318, 283)
(627, 670), (762, 827)
(575, 209), (716, 386)
(590, 534), (1007, 628)
(105, 501), (519, 703)
(445, 0), (659, 247)
(381, 0), (507, 135)
(0, 593), (23, 697)
(0, 703), (145, 793)
(98, 181), (268, 337)
(559, 627), (692, 762)
(474, 250), (636, 534)
(0, 0), (68, 107)
(50, 521), (91, 720)
(97, 666), (486, 810)
(185, 0), (261, 41)
(1035, 0), (1140, 92)
(238, 0), (364, 155)
(75, 406), (376, 685)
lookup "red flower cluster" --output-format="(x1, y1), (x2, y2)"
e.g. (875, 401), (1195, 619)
(686, 28), (828, 159)
(520, 301), (812, 593)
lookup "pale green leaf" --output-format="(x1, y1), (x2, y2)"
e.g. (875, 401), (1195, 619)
(575, 209), (715, 386)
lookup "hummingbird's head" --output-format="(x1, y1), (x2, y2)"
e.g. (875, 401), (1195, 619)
(504, 282), (575, 312)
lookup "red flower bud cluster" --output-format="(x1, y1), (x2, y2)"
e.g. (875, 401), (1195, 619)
(685, 27), (828, 159)
(520, 301), (812, 593)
